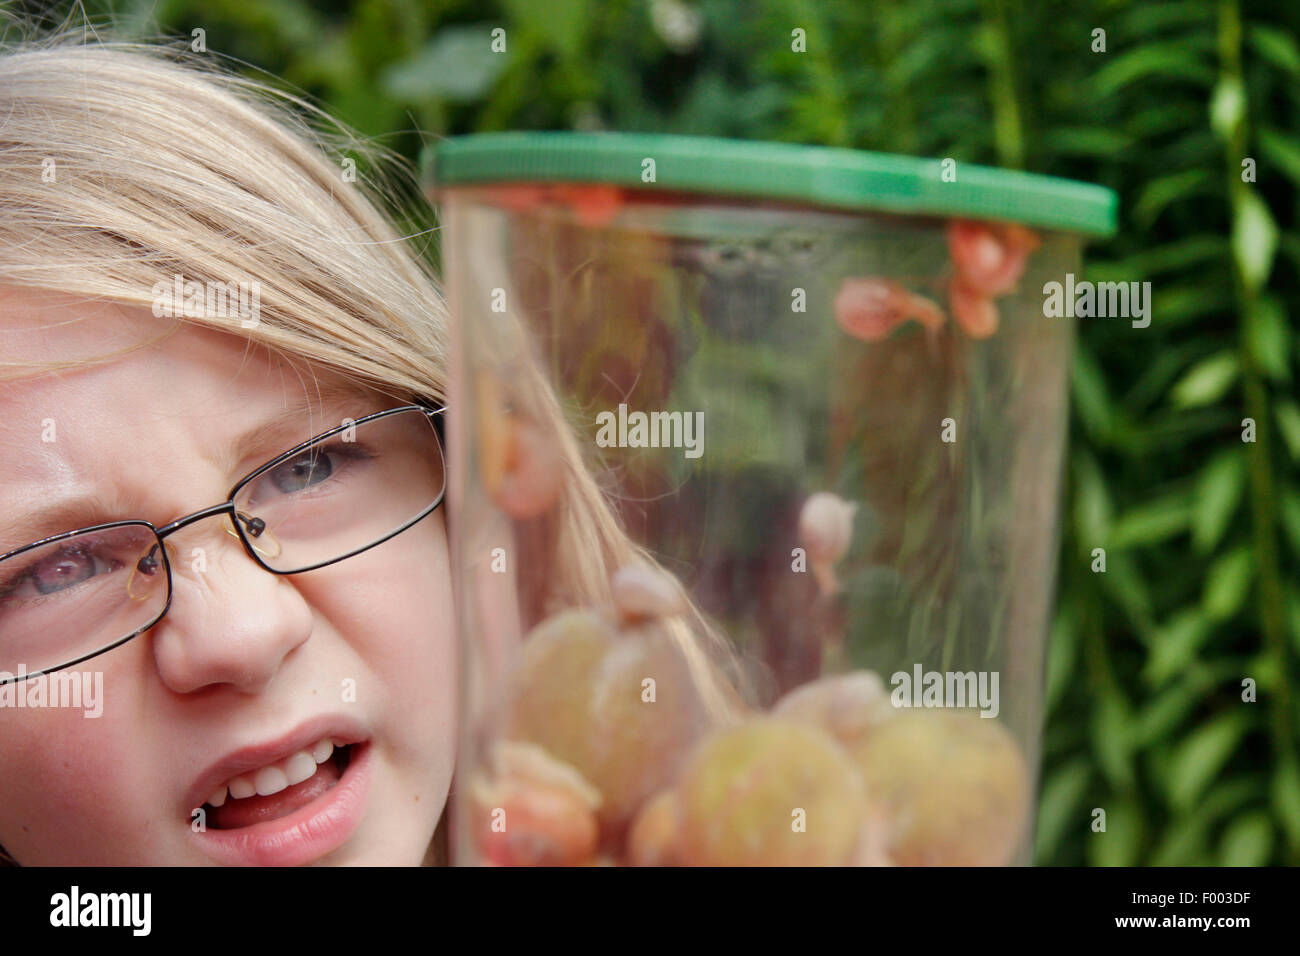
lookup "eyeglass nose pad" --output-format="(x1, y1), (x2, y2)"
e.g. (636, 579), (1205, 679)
(127, 540), (171, 602)
(226, 511), (283, 560)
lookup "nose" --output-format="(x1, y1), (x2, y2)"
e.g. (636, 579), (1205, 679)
(148, 515), (314, 695)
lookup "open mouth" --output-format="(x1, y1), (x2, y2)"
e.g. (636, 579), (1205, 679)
(203, 740), (355, 831)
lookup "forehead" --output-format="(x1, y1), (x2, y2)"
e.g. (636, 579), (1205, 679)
(1, 286), (358, 414)
(0, 286), (386, 546)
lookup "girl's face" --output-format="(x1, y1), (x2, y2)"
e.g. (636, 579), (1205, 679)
(0, 286), (456, 865)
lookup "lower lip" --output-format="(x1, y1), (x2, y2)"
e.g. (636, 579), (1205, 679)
(194, 742), (372, 866)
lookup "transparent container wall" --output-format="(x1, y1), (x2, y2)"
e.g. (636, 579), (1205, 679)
(443, 185), (1082, 866)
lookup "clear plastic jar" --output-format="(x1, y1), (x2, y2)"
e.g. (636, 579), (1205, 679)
(433, 133), (1116, 866)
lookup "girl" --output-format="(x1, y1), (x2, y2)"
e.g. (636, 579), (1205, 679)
(0, 35), (664, 865)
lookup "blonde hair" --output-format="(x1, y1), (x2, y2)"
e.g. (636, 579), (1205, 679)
(0, 35), (749, 865)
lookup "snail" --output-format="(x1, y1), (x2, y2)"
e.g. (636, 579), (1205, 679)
(772, 670), (894, 751)
(469, 740), (602, 867)
(946, 220), (1040, 297)
(833, 277), (945, 342)
(611, 562), (688, 624)
(945, 220), (1041, 339)
(797, 491), (858, 597)
(948, 275), (1001, 339)
(625, 788), (684, 867)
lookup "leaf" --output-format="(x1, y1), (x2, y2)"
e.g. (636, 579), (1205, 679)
(1169, 351), (1239, 408)
(1247, 296), (1290, 382)
(1121, 102), (1204, 140)
(1150, 777), (1258, 864)
(1271, 759), (1300, 849)
(1087, 236), (1226, 282)
(1257, 128), (1300, 187)
(1120, 0), (1214, 34)
(1280, 490), (1300, 559)
(1089, 40), (1215, 99)
(1244, 650), (1279, 693)
(1142, 609), (1214, 687)
(1191, 449), (1245, 554)
(1092, 690), (1136, 791)
(1232, 188), (1279, 294)
(1045, 610), (1078, 716)
(1123, 341), (1213, 411)
(1203, 545), (1253, 621)
(1072, 451), (1113, 546)
(1145, 284), (1232, 329)
(1209, 77), (1246, 142)
(1120, 408), (1237, 455)
(1132, 169), (1211, 226)
(1248, 24), (1300, 75)
(381, 25), (509, 103)
(1108, 492), (1191, 550)
(1087, 797), (1143, 867)
(1042, 127), (1135, 158)
(1276, 401), (1300, 462)
(1288, 587), (1300, 654)
(1149, 810), (1210, 865)
(1034, 758), (1092, 864)
(1099, 551), (1156, 639)
(1071, 346), (1114, 443)
(1165, 711), (1250, 812)
(1218, 811), (1273, 866)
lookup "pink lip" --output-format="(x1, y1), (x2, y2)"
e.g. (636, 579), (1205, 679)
(187, 714), (372, 866)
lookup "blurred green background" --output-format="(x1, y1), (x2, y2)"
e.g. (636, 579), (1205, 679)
(11, 0), (1299, 865)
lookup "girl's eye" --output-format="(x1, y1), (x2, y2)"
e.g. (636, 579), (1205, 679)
(4, 547), (119, 601)
(269, 448), (338, 494)
(253, 443), (376, 501)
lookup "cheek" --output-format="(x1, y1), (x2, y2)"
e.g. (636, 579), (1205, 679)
(0, 691), (152, 863)
(303, 515), (457, 765)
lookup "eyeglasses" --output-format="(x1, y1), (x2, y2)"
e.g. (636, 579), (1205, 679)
(0, 403), (447, 685)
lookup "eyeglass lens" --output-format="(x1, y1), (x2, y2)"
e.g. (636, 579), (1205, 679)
(0, 407), (445, 678)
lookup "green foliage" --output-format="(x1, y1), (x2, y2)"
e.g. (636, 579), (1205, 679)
(49, 0), (1300, 864)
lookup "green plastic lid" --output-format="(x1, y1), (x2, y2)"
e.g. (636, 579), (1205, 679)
(428, 132), (1117, 238)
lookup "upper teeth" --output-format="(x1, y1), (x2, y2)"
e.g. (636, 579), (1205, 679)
(206, 738), (339, 807)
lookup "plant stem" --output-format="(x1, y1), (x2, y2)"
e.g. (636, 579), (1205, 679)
(981, 0), (1025, 169)
(1217, 0), (1298, 860)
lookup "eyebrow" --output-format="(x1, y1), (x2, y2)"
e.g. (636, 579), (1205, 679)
(219, 388), (383, 475)
(0, 492), (138, 557)
(0, 388), (387, 555)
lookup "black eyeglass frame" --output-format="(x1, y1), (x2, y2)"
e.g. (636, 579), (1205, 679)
(0, 400), (448, 685)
